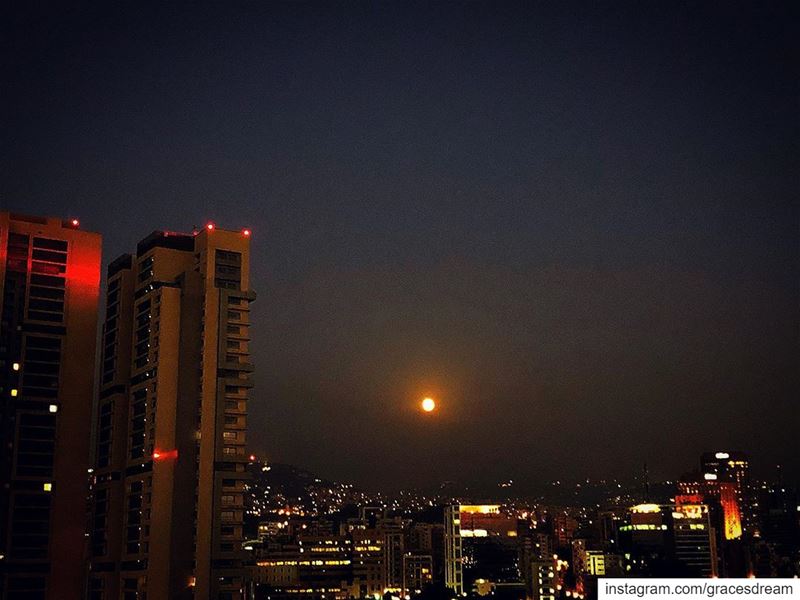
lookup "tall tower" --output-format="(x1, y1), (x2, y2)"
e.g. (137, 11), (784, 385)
(444, 505), (463, 595)
(700, 451), (754, 535)
(89, 225), (255, 600)
(0, 212), (102, 599)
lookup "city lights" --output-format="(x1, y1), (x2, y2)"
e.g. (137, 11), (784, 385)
(2, 0), (797, 590)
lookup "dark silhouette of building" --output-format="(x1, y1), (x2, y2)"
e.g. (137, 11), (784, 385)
(1, 212), (102, 599)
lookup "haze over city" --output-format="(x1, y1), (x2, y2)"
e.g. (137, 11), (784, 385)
(2, 1), (798, 492)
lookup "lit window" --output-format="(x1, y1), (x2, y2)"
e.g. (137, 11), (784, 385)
(43, 483), (52, 492)
(12, 363), (19, 371)
(10, 389), (18, 397)
(49, 405), (58, 413)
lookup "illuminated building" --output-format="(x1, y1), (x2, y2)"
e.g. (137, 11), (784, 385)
(672, 497), (718, 577)
(408, 522), (446, 585)
(460, 504), (518, 538)
(619, 501), (718, 577)
(619, 504), (671, 576)
(383, 527), (405, 592)
(700, 451), (754, 535)
(351, 528), (386, 597)
(296, 536), (352, 597)
(0, 213), (101, 599)
(457, 504), (520, 591)
(570, 539), (587, 595)
(678, 474), (743, 541)
(89, 226), (255, 599)
(718, 484), (743, 540)
(254, 530), (430, 600)
(444, 505), (464, 595)
(403, 553), (434, 593)
(585, 551), (606, 576)
(254, 536), (353, 600)
(624, 504), (668, 546)
(571, 539), (623, 597)
(528, 560), (556, 600)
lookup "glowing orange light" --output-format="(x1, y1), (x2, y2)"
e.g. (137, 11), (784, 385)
(206, 222), (215, 231)
(152, 449), (178, 461)
(243, 229), (251, 236)
(71, 218), (80, 227)
(720, 483), (743, 540)
(421, 397), (436, 412)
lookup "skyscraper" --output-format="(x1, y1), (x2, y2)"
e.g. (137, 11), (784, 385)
(1, 212), (102, 599)
(700, 451), (754, 535)
(672, 497), (718, 577)
(444, 505), (464, 596)
(89, 225), (254, 600)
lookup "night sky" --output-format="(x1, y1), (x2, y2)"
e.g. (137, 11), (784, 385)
(2, 2), (798, 491)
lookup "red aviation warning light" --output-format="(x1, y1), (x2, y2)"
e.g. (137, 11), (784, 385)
(152, 449), (178, 461)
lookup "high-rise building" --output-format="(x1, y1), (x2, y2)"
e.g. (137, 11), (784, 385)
(527, 560), (556, 600)
(1, 212), (102, 599)
(700, 451), (754, 535)
(351, 528), (386, 597)
(444, 505), (464, 595)
(678, 474), (743, 542)
(88, 225), (255, 600)
(672, 497), (718, 577)
(551, 514), (578, 549)
(383, 527), (405, 592)
(403, 553), (434, 594)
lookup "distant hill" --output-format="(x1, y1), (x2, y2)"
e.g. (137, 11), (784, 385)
(250, 461), (341, 498)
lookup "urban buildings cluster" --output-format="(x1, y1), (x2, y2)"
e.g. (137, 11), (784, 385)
(0, 211), (798, 600)
(243, 453), (799, 600)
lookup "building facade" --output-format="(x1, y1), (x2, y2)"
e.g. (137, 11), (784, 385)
(444, 505), (464, 595)
(672, 498), (718, 577)
(700, 451), (754, 535)
(0, 212), (102, 599)
(89, 225), (254, 600)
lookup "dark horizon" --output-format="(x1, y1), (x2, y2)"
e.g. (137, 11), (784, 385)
(2, 2), (798, 491)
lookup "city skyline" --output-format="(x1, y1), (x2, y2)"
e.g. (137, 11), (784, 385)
(2, 1), (798, 493)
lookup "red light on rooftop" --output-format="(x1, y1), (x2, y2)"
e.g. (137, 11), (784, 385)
(71, 218), (80, 227)
(243, 229), (251, 236)
(206, 222), (215, 231)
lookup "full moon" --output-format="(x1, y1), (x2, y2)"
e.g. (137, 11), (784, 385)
(421, 397), (436, 412)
